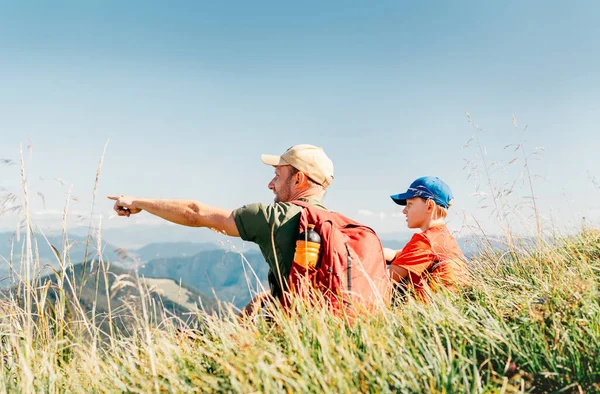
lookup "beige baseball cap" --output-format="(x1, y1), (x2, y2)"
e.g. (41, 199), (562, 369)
(261, 144), (334, 187)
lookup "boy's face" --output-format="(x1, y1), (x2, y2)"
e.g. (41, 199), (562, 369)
(402, 197), (430, 229)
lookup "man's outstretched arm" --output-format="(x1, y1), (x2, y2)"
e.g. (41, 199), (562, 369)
(107, 195), (240, 237)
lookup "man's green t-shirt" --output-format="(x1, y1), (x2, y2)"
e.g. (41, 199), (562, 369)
(233, 198), (326, 296)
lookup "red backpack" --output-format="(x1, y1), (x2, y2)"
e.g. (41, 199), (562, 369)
(283, 200), (390, 314)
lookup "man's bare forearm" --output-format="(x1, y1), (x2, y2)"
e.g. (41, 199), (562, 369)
(134, 198), (239, 236)
(134, 198), (204, 226)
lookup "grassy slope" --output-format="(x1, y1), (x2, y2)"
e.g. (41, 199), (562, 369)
(0, 230), (598, 393)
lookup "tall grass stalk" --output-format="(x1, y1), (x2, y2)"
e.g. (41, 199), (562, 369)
(18, 145), (33, 342)
(80, 140), (109, 294)
(512, 114), (542, 250)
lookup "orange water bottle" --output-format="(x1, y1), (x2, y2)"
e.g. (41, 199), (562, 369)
(293, 224), (321, 269)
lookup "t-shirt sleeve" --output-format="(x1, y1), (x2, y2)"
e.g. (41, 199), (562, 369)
(232, 203), (272, 244)
(391, 233), (434, 276)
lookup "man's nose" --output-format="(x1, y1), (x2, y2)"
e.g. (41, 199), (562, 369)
(268, 179), (275, 190)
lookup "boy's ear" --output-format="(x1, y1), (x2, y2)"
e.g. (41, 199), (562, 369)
(426, 199), (435, 212)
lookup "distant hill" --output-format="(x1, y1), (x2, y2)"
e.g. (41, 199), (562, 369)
(1, 261), (220, 334)
(0, 231), (121, 279)
(139, 249), (269, 308)
(128, 241), (224, 262)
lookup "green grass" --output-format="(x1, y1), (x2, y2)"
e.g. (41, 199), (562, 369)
(0, 229), (598, 393)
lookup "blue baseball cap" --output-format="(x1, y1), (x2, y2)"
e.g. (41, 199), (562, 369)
(390, 176), (454, 209)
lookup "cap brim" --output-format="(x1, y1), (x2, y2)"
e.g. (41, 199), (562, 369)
(261, 154), (288, 167)
(390, 192), (415, 206)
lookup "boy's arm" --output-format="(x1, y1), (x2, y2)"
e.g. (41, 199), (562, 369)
(107, 195), (240, 237)
(389, 265), (409, 282)
(385, 247), (409, 282)
(383, 247), (399, 263)
(388, 233), (432, 283)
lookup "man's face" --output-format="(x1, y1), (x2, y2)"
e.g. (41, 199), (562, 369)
(402, 197), (430, 229)
(268, 165), (296, 203)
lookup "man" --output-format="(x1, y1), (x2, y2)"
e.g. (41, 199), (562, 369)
(108, 144), (334, 314)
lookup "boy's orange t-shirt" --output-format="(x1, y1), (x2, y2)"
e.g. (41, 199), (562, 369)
(391, 224), (467, 299)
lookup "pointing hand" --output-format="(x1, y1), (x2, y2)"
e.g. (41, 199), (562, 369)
(107, 195), (143, 217)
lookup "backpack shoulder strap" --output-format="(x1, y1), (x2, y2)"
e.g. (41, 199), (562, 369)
(290, 200), (363, 227)
(290, 200), (328, 225)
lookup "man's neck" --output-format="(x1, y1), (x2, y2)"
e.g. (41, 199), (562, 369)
(289, 188), (324, 202)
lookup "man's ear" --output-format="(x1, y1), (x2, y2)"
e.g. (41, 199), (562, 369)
(296, 172), (307, 185)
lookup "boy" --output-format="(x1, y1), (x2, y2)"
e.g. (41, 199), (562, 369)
(384, 176), (468, 301)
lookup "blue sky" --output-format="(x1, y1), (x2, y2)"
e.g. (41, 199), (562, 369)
(1, 1), (599, 242)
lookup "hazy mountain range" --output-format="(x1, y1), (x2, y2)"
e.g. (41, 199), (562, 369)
(1, 226), (496, 309)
